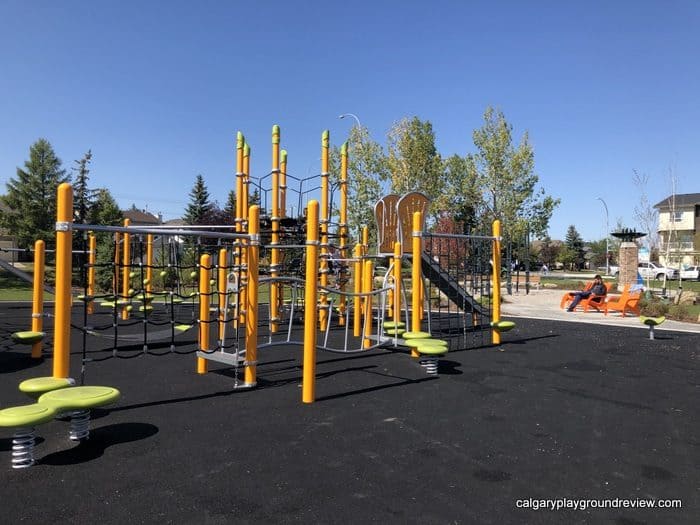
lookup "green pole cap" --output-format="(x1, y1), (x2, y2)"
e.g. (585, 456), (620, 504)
(341, 142), (348, 156)
(272, 125), (280, 144)
(237, 131), (244, 149)
(322, 130), (329, 148)
(244, 144), (250, 156)
(280, 149), (287, 163)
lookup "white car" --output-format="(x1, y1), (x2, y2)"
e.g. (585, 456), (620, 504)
(680, 266), (700, 281)
(637, 262), (679, 280)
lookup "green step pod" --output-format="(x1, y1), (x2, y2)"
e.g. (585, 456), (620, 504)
(640, 316), (665, 340)
(0, 403), (57, 468)
(11, 331), (45, 345)
(19, 377), (75, 400)
(38, 386), (121, 442)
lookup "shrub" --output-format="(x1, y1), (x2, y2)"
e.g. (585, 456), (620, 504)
(638, 293), (669, 317)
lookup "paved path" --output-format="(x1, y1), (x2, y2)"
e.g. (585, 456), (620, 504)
(500, 288), (700, 334)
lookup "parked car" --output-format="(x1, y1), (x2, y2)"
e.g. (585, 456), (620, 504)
(680, 266), (700, 281)
(637, 261), (679, 280)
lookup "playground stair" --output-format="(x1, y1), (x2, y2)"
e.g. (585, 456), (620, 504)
(420, 253), (485, 316)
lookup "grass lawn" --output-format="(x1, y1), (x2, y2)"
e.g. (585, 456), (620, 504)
(0, 268), (56, 301)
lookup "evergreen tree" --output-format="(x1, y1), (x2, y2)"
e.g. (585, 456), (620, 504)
(89, 189), (123, 292)
(224, 190), (237, 220)
(0, 139), (70, 248)
(565, 225), (585, 270)
(72, 150), (94, 224)
(183, 175), (212, 225)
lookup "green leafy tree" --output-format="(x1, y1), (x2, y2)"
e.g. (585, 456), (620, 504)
(0, 139), (70, 248)
(468, 107), (559, 241)
(565, 225), (584, 270)
(440, 154), (481, 233)
(183, 175), (212, 225)
(337, 126), (388, 246)
(386, 117), (444, 216)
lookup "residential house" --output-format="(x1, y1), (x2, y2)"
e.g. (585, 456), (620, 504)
(654, 193), (700, 267)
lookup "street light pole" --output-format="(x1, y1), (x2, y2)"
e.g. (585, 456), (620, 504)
(338, 113), (362, 129)
(597, 197), (610, 275)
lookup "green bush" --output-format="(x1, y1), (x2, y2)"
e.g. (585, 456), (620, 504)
(638, 293), (669, 317)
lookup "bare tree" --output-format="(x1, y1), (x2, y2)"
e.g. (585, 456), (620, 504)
(632, 170), (659, 253)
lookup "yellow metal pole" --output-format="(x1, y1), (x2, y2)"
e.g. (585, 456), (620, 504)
(319, 130), (329, 331)
(362, 259), (373, 349)
(235, 132), (245, 233)
(240, 142), (251, 324)
(234, 132), (245, 328)
(492, 220), (502, 345)
(270, 125), (280, 333)
(302, 200), (319, 403)
(53, 183), (73, 378)
(30, 239), (45, 358)
(393, 241), (402, 325)
(87, 233), (96, 315)
(197, 253), (211, 374)
(411, 211), (422, 357)
(218, 248), (227, 343)
(121, 218), (131, 320)
(338, 142), (348, 326)
(146, 233), (153, 295)
(243, 143), (251, 228)
(362, 226), (369, 255)
(280, 149), (288, 218)
(353, 243), (362, 337)
(244, 205), (260, 387)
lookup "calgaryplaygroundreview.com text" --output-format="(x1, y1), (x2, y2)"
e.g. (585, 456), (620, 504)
(515, 498), (682, 511)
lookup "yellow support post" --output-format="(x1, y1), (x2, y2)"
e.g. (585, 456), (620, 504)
(362, 259), (373, 349)
(361, 226), (369, 255)
(235, 132), (245, 233)
(218, 248), (227, 343)
(121, 218), (131, 320)
(492, 220), (502, 345)
(197, 254), (211, 374)
(270, 125), (280, 333)
(319, 130), (329, 331)
(87, 233), (96, 315)
(302, 200), (320, 403)
(338, 142), (348, 326)
(234, 132), (245, 328)
(411, 211), (422, 357)
(146, 233), (153, 296)
(53, 183), (73, 378)
(30, 239), (45, 359)
(353, 243), (362, 337)
(240, 142), (251, 324)
(393, 241), (402, 325)
(280, 149), (288, 218)
(244, 205), (260, 387)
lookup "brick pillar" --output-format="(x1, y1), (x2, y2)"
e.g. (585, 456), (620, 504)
(618, 242), (638, 290)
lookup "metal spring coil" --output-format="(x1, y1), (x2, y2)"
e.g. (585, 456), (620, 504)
(11, 427), (36, 469)
(69, 409), (91, 441)
(419, 357), (439, 375)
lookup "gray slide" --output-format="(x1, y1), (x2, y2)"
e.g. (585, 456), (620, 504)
(0, 259), (55, 295)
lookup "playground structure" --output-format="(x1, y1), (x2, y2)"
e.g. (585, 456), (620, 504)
(11, 125), (508, 407)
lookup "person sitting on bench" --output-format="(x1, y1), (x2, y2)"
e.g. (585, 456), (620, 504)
(566, 274), (607, 312)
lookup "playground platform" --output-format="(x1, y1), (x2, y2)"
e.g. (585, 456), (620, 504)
(1, 301), (699, 524)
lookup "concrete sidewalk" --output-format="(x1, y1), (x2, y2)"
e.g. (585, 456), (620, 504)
(500, 288), (700, 334)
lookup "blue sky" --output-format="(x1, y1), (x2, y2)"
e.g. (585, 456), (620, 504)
(1, 1), (698, 241)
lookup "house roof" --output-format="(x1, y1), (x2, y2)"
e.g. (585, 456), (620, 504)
(122, 208), (161, 225)
(654, 193), (700, 209)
